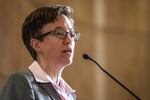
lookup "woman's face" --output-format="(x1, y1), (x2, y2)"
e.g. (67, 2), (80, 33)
(37, 15), (75, 68)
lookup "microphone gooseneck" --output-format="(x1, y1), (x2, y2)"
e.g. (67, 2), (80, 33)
(82, 53), (141, 100)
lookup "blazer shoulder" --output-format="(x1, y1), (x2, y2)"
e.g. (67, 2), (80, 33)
(9, 70), (34, 81)
(0, 70), (36, 100)
(5, 70), (35, 89)
(21, 70), (35, 82)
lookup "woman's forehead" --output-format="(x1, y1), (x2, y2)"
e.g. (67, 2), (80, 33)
(40, 15), (73, 33)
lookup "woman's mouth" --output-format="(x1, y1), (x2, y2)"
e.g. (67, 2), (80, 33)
(62, 48), (72, 54)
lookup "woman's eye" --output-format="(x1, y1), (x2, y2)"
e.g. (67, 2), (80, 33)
(57, 32), (65, 36)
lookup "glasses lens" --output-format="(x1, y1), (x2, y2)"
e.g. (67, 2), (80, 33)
(74, 32), (80, 41)
(55, 28), (66, 39)
(38, 27), (80, 41)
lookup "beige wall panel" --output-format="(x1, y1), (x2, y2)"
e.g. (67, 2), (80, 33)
(0, 0), (150, 100)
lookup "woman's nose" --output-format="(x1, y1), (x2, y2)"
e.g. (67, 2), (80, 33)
(64, 33), (72, 44)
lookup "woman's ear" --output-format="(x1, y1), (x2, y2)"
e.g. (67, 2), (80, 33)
(30, 39), (42, 53)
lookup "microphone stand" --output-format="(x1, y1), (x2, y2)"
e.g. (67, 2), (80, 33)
(82, 54), (141, 100)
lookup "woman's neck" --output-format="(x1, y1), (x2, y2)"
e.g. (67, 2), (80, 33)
(37, 58), (63, 83)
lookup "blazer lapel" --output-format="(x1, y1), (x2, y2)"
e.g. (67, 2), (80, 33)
(38, 82), (62, 100)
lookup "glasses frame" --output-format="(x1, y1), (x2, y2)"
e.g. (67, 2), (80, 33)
(35, 27), (80, 41)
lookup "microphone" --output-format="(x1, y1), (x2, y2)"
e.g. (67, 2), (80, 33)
(82, 53), (141, 100)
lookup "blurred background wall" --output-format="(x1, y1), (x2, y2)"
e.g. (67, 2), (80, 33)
(0, 0), (149, 100)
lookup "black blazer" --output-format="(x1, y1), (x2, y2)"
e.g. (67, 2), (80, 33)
(0, 70), (62, 100)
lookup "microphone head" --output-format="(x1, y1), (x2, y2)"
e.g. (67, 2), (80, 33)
(82, 53), (90, 60)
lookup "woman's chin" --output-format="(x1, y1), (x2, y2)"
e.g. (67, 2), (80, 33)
(62, 60), (73, 68)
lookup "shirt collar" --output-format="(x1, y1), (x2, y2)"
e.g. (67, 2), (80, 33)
(29, 61), (53, 83)
(29, 61), (75, 93)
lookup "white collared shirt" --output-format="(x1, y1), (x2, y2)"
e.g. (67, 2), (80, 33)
(29, 61), (76, 100)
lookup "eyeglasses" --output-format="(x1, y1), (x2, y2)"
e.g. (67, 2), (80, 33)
(35, 27), (80, 41)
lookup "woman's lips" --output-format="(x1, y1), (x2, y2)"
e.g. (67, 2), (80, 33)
(62, 48), (72, 54)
